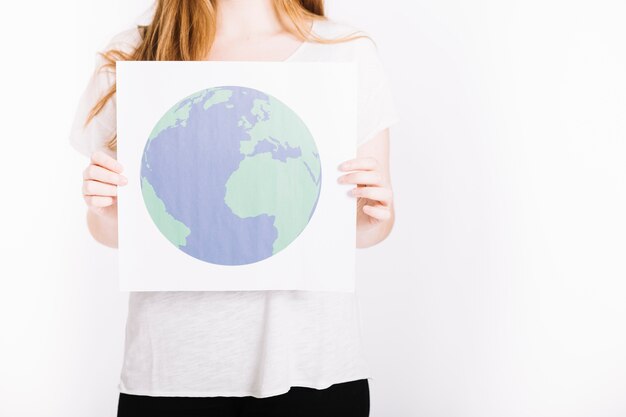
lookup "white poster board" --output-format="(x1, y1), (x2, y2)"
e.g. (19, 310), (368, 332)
(116, 61), (357, 292)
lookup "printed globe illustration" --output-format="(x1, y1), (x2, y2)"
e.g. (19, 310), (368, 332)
(140, 85), (322, 266)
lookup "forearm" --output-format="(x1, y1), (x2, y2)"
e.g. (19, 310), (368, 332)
(356, 200), (395, 248)
(86, 208), (119, 249)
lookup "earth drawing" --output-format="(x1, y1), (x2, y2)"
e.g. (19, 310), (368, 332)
(140, 85), (322, 266)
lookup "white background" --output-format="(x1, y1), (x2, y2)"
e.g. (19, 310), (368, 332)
(1, 1), (625, 416)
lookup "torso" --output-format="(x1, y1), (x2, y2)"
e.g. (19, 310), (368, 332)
(109, 18), (389, 398)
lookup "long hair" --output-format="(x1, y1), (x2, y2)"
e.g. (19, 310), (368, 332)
(85, 0), (365, 153)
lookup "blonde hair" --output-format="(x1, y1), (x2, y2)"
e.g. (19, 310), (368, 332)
(85, 0), (366, 153)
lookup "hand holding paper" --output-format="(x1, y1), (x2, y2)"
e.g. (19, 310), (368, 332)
(338, 156), (393, 223)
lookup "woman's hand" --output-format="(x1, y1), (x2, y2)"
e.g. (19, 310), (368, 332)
(337, 156), (394, 230)
(83, 150), (127, 218)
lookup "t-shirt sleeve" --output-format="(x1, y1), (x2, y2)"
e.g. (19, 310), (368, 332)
(355, 36), (400, 146)
(68, 50), (118, 159)
(68, 27), (140, 159)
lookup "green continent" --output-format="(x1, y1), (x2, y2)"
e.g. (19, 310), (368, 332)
(203, 89), (233, 110)
(147, 89), (207, 142)
(224, 152), (319, 254)
(239, 97), (320, 184)
(141, 176), (191, 247)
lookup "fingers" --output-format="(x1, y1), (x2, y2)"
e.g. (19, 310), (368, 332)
(362, 203), (392, 220)
(83, 179), (119, 197)
(82, 151), (126, 211)
(338, 157), (393, 221)
(83, 163), (128, 185)
(338, 156), (379, 172)
(351, 186), (393, 207)
(90, 150), (124, 174)
(337, 170), (384, 187)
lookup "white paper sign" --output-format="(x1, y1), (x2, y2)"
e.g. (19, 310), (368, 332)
(116, 61), (357, 292)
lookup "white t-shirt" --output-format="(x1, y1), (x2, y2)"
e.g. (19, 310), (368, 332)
(69, 18), (399, 398)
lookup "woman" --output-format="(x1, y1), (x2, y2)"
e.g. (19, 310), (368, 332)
(69, 1), (399, 416)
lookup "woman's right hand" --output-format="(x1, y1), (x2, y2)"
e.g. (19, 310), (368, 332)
(83, 150), (128, 218)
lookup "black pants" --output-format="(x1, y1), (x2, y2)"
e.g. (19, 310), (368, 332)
(117, 378), (370, 417)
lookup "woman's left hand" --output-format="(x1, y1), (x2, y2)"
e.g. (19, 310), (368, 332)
(337, 156), (393, 228)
